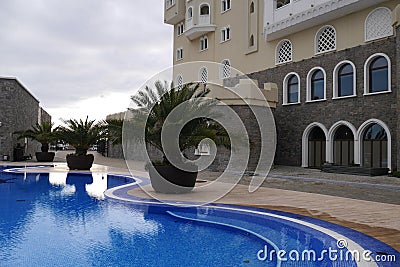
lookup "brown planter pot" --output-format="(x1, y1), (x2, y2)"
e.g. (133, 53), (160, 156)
(35, 152), (55, 162)
(66, 154), (94, 170)
(148, 164), (198, 194)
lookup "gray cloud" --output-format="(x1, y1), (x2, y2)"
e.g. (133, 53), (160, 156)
(0, 0), (173, 111)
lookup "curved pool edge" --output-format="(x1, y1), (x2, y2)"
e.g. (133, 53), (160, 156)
(104, 175), (398, 267)
(2, 167), (398, 266)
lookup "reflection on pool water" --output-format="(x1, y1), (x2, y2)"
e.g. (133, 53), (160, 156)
(0, 167), (398, 267)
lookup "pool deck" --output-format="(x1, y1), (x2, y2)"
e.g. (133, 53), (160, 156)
(2, 151), (399, 252)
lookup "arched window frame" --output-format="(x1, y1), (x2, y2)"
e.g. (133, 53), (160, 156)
(200, 36), (208, 51)
(187, 6), (193, 20)
(315, 25), (336, 55)
(176, 47), (183, 61)
(199, 3), (210, 16)
(302, 122), (328, 168)
(275, 39), (293, 65)
(306, 67), (326, 102)
(221, 26), (231, 42)
(221, 0), (231, 13)
(177, 22), (185, 36)
(249, 34), (254, 47)
(333, 60), (356, 99)
(250, 1), (255, 13)
(282, 72), (300, 105)
(365, 7), (393, 42)
(357, 119), (392, 170)
(199, 67), (208, 84)
(220, 59), (231, 79)
(327, 121), (358, 165)
(364, 53), (391, 95)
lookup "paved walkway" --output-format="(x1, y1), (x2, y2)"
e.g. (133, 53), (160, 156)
(1, 151), (399, 251)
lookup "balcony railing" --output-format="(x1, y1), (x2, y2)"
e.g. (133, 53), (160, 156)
(186, 18), (194, 29)
(199, 14), (210, 25)
(184, 12), (215, 40)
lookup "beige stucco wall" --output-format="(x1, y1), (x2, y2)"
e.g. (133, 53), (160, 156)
(170, 0), (398, 80)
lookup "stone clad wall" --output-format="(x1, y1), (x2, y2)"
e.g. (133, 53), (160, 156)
(40, 108), (52, 124)
(0, 79), (41, 160)
(397, 25), (400, 170)
(247, 36), (398, 169)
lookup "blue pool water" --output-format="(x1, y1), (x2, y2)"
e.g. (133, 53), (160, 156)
(0, 167), (398, 267)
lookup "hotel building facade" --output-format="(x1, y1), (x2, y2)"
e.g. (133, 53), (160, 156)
(164, 0), (400, 171)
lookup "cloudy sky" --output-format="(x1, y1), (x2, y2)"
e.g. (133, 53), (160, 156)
(0, 0), (172, 125)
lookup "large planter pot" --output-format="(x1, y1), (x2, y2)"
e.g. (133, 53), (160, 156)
(35, 152), (55, 162)
(148, 164), (198, 194)
(66, 154), (94, 170)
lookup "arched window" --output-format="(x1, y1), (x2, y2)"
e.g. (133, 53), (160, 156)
(315, 25), (336, 54)
(283, 72), (300, 105)
(222, 0), (231, 12)
(250, 2), (255, 13)
(177, 22), (185, 36)
(221, 60), (231, 79)
(369, 56), (389, 93)
(362, 123), (388, 168)
(276, 0), (290, 9)
(333, 61), (356, 98)
(307, 68), (326, 101)
(200, 36), (208, 51)
(200, 4), (210, 15)
(221, 26), (231, 42)
(311, 71), (324, 100)
(176, 75), (183, 90)
(364, 54), (391, 94)
(365, 7), (393, 42)
(176, 47), (183, 61)
(249, 35), (254, 47)
(308, 127), (326, 168)
(276, 39), (292, 65)
(199, 67), (208, 84)
(333, 125), (354, 166)
(187, 7), (193, 19)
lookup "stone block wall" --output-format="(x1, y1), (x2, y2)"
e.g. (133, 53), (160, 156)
(247, 36), (398, 169)
(0, 78), (41, 160)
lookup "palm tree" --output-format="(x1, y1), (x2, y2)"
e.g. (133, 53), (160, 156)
(58, 117), (103, 156)
(104, 118), (123, 145)
(130, 80), (229, 165)
(14, 121), (58, 153)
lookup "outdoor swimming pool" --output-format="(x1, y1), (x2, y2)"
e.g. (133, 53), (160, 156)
(0, 167), (398, 266)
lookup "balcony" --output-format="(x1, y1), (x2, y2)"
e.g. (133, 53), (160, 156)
(263, 0), (388, 41)
(185, 14), (216, 40)
(164, 0), (185, 25)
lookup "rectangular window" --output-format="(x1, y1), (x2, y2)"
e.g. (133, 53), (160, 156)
(338, 75), (353, 97)
(221, 27), (231, 42)
(370, 69), (389, 93)
(176, 48), (183, 61)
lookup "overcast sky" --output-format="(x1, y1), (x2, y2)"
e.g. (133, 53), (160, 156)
(0, 0), (172, 125)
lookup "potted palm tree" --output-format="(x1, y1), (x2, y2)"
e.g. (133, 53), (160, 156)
(58, 117), (103, 170)
(14, 121), (58, 162)
(130, 81), (229, 193)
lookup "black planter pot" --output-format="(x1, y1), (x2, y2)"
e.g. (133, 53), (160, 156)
(66, 154), (95, 170)
(35, 152), (55, 162)
(148, 164), (198, 194)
